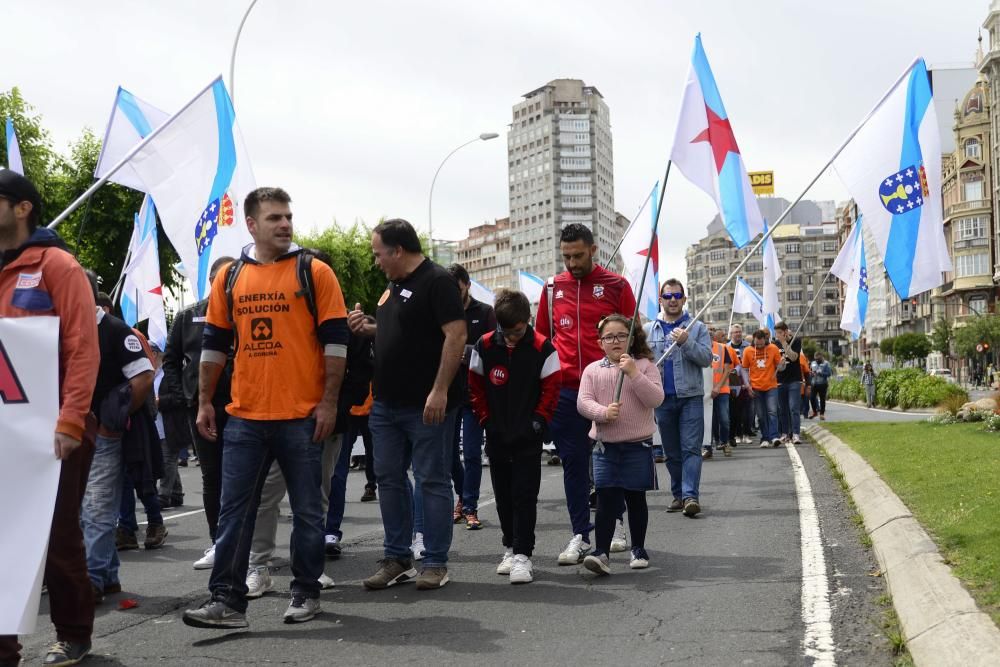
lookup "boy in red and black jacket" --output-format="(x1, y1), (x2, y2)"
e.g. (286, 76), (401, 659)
(469, 290), (560, 584)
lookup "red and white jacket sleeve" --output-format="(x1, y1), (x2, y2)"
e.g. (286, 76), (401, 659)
(468, 341), (490, 426)
(536, 345), (561, 422)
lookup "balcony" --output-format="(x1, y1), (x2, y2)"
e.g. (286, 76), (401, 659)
(953, 237), (989, 250)
(946, 199), (990, 217)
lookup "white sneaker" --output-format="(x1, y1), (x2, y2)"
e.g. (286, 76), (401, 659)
(558, 534), (591, 565)
(411, 532), (425, 561)
(610, 520), (628, 553)
(629, 548), (650, 569)
(246, 566), (273, 599)
(283, 594), (321, 623)
(741, 436), (752, 444)
(193, 544), (215, 570)
(509, 554), (533, 584)
(759, 440), (770, 448)
(318, 573), (335, 589)
(496, 548), (515, 575)
(792, 434), (802, 445)
(772, 439), (782, 448)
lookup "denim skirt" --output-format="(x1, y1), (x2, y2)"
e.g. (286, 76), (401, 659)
(592, 440), (657, 491)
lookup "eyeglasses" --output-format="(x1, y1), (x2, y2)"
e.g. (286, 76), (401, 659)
(600, 333), (629, 344)
(660, 292), (684, 301)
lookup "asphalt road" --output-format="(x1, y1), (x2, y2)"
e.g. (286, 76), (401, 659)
(19, 407), (917, 666)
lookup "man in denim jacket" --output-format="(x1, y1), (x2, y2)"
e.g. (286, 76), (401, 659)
(643, 279), (712, 517)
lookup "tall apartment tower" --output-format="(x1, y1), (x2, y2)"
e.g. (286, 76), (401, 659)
(507, 79), (615, 281)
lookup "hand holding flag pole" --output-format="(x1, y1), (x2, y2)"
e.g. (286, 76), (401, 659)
(614, 162), (671, 403)
(655, 57), (922, 367)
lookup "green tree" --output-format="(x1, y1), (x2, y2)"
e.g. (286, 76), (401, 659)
(893, 332), (931, 363)
(295, 223), (386, 313)
(1, 87), (60, 214)
(801, 337), (819, 361)
(930, 318), (953, 356)
(954, 314), (1000, 357)
(880, 336), (895, 359)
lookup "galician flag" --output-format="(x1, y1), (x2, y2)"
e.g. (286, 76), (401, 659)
(469, 278), (495, 306)
(832, 58), (951, 299)
(670, 34), (764, 249)
(120, 195), (168, 350)
(518, 270), (545, 304)
(94, 87), (170, 193)
(762, 219), (782, 322)
(113, 77), (256, 299)
(5, 118), (23, 175)
(830, 217), (869, 340)
(618, 182), (661, 321)
(732, 277), (778, 334)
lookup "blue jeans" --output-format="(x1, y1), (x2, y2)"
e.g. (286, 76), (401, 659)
(655, 395), (704, 501)
(458, 405), (484, 513)
(370, 401), (456, 567)
(81, 434), (124, 589)
(324, 432), (354, 539)
(777, 382), (802, 436)
(711, 394), (730, 447)
(118, 467), (163, 534)
(209, 416), (324, 613)
(753, 388), (779, 442)
(549, 389), (595, 540)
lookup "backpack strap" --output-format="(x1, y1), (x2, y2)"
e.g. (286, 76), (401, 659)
(223, 259), (245, 350)
(546, 276), (555, 339)
(295, 252), (319, 331)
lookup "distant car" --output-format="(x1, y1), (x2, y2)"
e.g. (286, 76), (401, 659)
(929, 368), (956, 383)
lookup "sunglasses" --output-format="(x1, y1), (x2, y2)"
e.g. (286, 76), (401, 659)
(660, 292), (684, 301)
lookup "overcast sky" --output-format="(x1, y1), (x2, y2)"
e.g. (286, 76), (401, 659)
(5, 1), (990, 278)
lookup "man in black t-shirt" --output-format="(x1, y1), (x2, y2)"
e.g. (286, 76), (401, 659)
(772, 321), (803, 445)
(81, 300), (154, 601)
(348, 219), (466, 591)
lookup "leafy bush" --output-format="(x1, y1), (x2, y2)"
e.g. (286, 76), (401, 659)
(875, 368), (925, 407)
(983, 413), (1000, 432)
(938, 393), (968, 416)
(928, 412), (961, 425)
(829, 377), (864, 402)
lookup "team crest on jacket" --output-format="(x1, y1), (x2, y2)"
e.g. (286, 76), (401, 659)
(593, 284), (605, 299)
(559, 315), (573, 329)
(489, 365), (509, 386)
(555, 289), (564, 299)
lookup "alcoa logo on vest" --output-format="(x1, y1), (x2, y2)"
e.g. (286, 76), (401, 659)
(0, 341), (28, 404)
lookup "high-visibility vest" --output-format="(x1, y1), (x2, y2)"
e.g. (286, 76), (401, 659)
(711, 341), (735, 395)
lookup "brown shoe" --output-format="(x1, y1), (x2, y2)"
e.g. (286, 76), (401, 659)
(415, 566), (450, 590)
(453, 500), (464, 524)
(116, 527), (138, 551)
(464, 512), (482, 530)
(144, 523), (168, 549)
(667, 498), (684, 512)
(683, 498), (701, 517)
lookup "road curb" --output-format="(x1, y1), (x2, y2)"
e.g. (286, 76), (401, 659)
(804, 424), (1000, 666)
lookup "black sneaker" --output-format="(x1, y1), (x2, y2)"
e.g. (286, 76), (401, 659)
(182, 600), (248, 629)
(360, 487), (377, 502)
(91, 583), (104, 605)
(43, 640), (91, 666)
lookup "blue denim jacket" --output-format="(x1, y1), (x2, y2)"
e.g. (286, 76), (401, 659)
(643, 317), (713, 398)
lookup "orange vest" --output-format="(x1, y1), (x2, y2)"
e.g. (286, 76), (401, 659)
(350, 385), (373, 416)
(711, 341), (735, 394)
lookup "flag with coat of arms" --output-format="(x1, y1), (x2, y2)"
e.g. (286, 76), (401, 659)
(107, 77), (255, 299)
(830, 217), (869, 340)
(832, 58), (951, 299)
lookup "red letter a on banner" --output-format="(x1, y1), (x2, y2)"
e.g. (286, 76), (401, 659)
(0, 340), (28, 404)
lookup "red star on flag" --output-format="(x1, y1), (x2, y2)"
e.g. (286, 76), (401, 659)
(148, 286), (162, 296)
(691, 106), (741, 173)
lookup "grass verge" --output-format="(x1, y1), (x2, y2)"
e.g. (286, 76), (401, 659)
(823, 421), (1000, 626)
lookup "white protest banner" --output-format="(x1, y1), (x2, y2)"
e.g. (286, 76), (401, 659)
(0, 316), (60, 634)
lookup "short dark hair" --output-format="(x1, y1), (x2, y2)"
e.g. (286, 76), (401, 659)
(303, 247), (333, 267)
(83, 268), (99, 301)
(210, 255), (235, 282)
(753, 329), (769, 341)
(661, 278), (685, 296)
(494, 289), (531, 328)
(774, 321), (789, 331)
(560, 223), (594, 246)
(244, 187), (291, 220)
(373, 218), (422, 254)
(96, 292), (113, 310)
(447, 263), (470, 285)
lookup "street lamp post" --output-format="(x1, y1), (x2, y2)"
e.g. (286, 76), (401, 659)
(229, 0), (261, 102)
(428, 132), (500, 261)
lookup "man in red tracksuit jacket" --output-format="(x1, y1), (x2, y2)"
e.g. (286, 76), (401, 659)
(534, 223), (636, 565)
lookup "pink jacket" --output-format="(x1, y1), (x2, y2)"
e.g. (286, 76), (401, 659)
(577, 357), (664, 443)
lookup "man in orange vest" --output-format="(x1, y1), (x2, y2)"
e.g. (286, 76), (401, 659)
(707, 326), (738, 458)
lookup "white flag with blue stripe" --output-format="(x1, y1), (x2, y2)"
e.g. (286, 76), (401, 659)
(762, 219), (782, 320)
(830, 217), (869, 340)
(120, 195), (168, 350)
(518, 270), (545, 304)
(469, 278), (495, 306)
(618, 182), (661, 321)
(94, 87), (170, 193)
(732, 277), (778, 334)
(5, 118), (23, 175)
(114, 77), (256, 299)
(832, 58), (951, 299)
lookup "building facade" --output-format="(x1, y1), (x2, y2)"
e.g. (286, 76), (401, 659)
(455, 217), (512, 293)
(686, 197), (844, 358)
(507, 79), (616, 281)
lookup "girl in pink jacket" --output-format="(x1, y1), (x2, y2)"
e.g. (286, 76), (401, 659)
(577, 314), (664, 574)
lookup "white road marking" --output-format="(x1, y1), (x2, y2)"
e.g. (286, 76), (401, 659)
(786, 443), (836, 666)
(139, 508), (205, 526)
